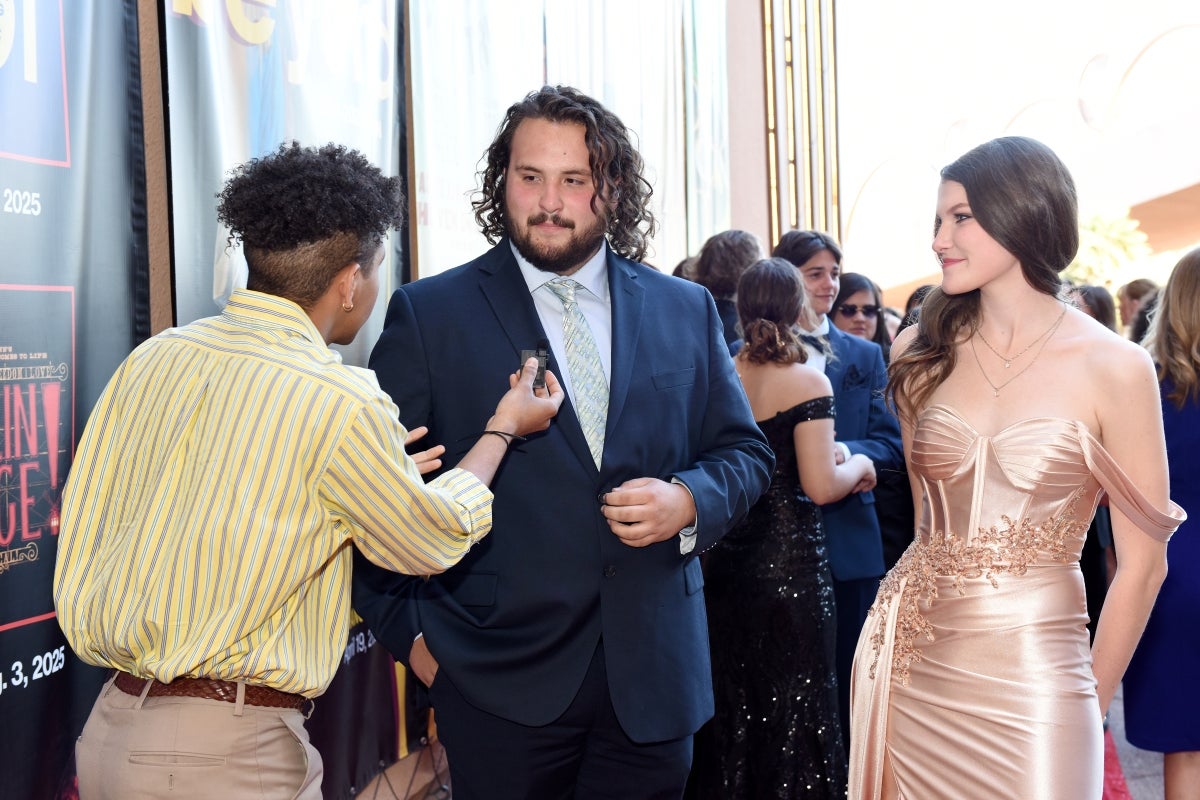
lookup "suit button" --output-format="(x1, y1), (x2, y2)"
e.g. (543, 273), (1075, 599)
(603, 565), (617, 578)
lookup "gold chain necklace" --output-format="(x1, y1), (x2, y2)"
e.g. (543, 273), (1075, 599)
(969, 307), (1067, 397)
(975, 304), (1067, 368)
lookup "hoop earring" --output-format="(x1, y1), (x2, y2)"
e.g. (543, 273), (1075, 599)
(341, 302), (354, 313)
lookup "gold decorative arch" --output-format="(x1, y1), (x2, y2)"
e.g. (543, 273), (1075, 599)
(761, 0), (840, 245)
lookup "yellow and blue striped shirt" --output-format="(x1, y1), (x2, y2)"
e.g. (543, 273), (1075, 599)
(54, 290), (492, 697)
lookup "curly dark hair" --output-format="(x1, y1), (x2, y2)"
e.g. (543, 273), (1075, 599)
(471, 85), (657, 262)
(215, 141), (404, 309)
(737, 258), (808, 366)
(695, 230), (762, 299)
(888, 137), (1077, 421)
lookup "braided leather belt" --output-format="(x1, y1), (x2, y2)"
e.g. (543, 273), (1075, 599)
(113, 671), (308, 711)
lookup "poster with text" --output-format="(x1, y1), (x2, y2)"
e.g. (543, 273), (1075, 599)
(0, 2), (145, 796)
(0, 285), (79, 799)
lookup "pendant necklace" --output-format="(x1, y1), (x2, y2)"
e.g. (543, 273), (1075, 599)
(970, 304), (1067, 397)
(975, 303), (1067, 368)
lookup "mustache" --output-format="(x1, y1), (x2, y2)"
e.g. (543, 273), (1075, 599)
(527, 213), (575, 229)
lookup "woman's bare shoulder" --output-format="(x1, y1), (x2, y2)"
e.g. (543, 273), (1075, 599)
(755, 362), (834, 415)
(1070, 311), (1154, 376)
(1060, 311), (1158, 433)
(783, 361), (834, 397)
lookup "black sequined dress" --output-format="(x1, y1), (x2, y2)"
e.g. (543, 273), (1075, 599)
(692, 397), (846, 799)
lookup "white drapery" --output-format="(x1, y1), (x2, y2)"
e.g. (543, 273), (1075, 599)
(409, 0), (729, 277)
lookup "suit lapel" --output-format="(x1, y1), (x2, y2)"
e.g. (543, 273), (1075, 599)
(606, 251), (644, 446)
(478, 241), (598, 476)
(824, 324), (849, 390)
(476, 243), (546, 353)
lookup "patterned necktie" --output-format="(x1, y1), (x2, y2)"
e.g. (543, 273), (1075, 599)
(546, 278), (608, 468)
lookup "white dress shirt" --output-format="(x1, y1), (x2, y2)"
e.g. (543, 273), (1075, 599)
(801, 315), (830, 373)
(512, 241), (698, 552)
(512, 241), (611, 407)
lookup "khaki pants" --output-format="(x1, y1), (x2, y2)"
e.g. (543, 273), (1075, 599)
(76, 674), (322, 799)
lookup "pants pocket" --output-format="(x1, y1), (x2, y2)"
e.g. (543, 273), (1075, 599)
(279, 711), (324, 800)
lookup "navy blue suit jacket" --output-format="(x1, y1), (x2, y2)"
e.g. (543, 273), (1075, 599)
(353, 241), (773, 743)
(821, 325), (903, 581)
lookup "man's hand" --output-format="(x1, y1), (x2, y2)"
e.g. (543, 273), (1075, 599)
(409, 635), (439, 688)
(404, 425), (445, 476)
(600, 478), (697, 547)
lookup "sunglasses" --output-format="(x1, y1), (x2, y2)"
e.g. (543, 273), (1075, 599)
(837, 303), (880, 318)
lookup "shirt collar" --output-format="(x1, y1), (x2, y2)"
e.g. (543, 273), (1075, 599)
(812, 314), (831, 336)
(222, 289), (329, 348)
(511, 239), (611, 302)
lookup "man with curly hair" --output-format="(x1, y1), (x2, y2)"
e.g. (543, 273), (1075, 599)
(54, 142), (563, 799)
(354, 86), (773, 798)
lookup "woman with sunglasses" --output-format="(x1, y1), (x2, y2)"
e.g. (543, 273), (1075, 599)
(831, 274), (892, 362)
(830, 274), (914, 574)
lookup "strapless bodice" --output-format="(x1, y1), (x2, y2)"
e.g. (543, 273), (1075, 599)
(910, 405), (1179, 559)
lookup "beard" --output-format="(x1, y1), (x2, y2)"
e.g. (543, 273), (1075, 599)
(507, 211), (607, 274)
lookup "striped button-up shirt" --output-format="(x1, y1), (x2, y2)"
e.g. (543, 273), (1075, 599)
(54, 290), (492, 697)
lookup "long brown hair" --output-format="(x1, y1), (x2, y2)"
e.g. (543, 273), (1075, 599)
(888, 137), (1078, 421)
(471, 85), (657, 262)
(1143, 248), (1200, 408)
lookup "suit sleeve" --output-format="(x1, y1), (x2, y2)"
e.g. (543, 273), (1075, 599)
(841, 345), (903, 471)
(672, 292), (775, 554)
(351, 287), (431, 667)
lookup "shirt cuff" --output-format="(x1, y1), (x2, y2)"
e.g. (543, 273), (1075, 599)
(836, 442), (852, 464)
(427, 467), (495, 545)
(671, 477), (699, 555)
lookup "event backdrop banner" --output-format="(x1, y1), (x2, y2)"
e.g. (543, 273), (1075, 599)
(0, 2), (147, 798)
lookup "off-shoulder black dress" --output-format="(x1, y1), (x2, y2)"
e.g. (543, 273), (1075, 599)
(691, 396), (846, 799)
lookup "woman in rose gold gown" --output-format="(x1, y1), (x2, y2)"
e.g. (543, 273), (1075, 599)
(849, 137), (1185, 799)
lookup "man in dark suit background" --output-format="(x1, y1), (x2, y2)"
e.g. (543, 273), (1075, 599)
(772, 230), (904, 751)
(354, 85), (773, 800)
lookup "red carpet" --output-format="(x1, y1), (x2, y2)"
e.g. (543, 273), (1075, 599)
(1103, 729), (1133, 800)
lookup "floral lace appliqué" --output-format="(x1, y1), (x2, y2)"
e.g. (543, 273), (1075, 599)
(866, 488), (1085, 686)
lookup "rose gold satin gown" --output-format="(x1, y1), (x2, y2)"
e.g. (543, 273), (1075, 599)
(849, 406), (1184, 799)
